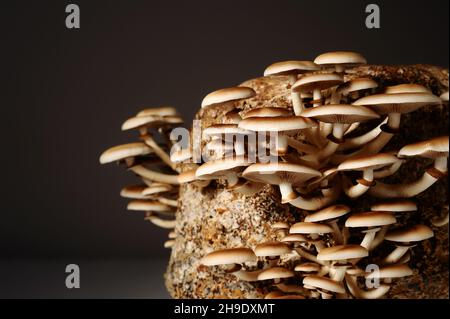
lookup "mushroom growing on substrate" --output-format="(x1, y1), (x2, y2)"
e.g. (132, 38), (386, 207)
(100, 50), (448, 299)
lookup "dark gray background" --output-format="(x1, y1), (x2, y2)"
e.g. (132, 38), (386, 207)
(1, 0), (448, 298)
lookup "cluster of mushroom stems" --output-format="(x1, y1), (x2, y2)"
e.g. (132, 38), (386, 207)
(99, 50), (448, 297)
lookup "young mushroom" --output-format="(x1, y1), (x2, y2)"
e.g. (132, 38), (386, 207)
(292, 73), (344, 108)
(99, 143), (153, 167)
(300, 104), (380, 165)
(120, 185), (151, 199)
(304, 204), (351, 244)
(317, 245), (368, 282)
(302, 275), (346, 299)
(201, 87), (256, 111)
(369, 200), (417, 249)
(201, 248), (258, 278)
(338, 153), (401, 198)
(271, 222), (290, 238)
(257, 266), (295, 284)
(238, 113), (317, 156)
(382, 225), (434, 264)
(254, 242), (292, 267)
(195, 155), (250, 188)
(203, 124), (252, 157)
(369, 136), (449, 198)
(351, 92), (442, 155)
(264, 61), (320, 115)
(365, 264), (413, 284)
(290, 222), (334, 252)
(344, 211), (397, 250)
(314, 51), (367, 74)
(242, 162), (322, 207)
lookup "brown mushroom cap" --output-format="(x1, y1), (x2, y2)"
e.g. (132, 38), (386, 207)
(280, 234), (308, 243)
(257, 267), (295, 280)
(203, 124), (251, 137)
(243, 162), (321, 186)
(127, 200), (172, 212)
(120, 185), (149, 199)
(290, 222), (334, 235)
(353, 92), (442, 115)
(365, 264), (413, 279)
(137, 106), (179, 117)
(99, 143), (152, 164)
(242, 107), (292, 119)
(314, 51), (367, 68)
(338, 153), (401, 171)
(303, 275), (346, 294)
(292, 73), (344, 93)
(304, 205), (351, 223)
(397, 136), (449, 159)
(264, 60), (319, 76)
(295, 262), (322, 272)
(238, 115), (317, 133)
(345, 211), (397, 228)
(254, 242), (292, 257)
(177, 169), (199, 184)
(317, 244), (368, 261)
(301, 104), (379, 124)
(337, 78), (378, 95)
(142, 183), (173, 196)
(371, 200), (417, 212)
(272, 222), (290, 229)
(197, 155), (249, 177)
(122, 115), (183, 131)
(201, 248), (256, 266)
(385, 225), (434, 243)
(201, 87), (256, 108)
(384, 84), (430, 94)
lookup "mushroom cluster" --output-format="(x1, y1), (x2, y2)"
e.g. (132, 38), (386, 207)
(100, 51), (449, 298)
(201, 202), (436, 299)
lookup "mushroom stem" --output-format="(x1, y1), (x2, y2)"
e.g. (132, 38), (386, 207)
(279, 183), (296, 203)
(295, 247), (328, 266)
(343, 169), (373, 198)
(129, 165), (180, 185)
(289, 187), (339, 210)
(329, 221), (344, 244)
(286, 137), (318, 154)
(369, 225), (389, 250)
(274, 135), (289, 155)
(288, 183), (340, 211)
(331, 266), (347, 282)
(358, 112), (401, 155)
(373, 160), (403, 179)
(368, 157), (447, 198)
(225, 172), (239, 188)
(331, 114), (401, 164)
(141, 135), (177, 171)
(302, 124), (345, 164)
(338, 118), (387, 151)
(313, 89), (322, 107)
(381, 246), (410, 264)
(360, 228), (378, 250)
(291, 92), (304, 116)
(345, 274), (390, 299)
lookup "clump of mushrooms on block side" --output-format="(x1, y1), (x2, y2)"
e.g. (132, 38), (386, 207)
(100, 51), (449, 299)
